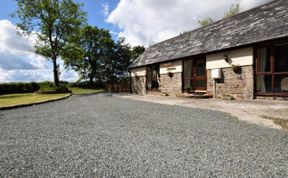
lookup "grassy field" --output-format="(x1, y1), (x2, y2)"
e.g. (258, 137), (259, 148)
(0, 93), (70, 108)
(69, 88), (103, 95)
(0, 88), (103, 108)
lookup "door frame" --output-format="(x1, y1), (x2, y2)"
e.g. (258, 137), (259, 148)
(146, 64), (160, 92)
(182, 56), (207, 93)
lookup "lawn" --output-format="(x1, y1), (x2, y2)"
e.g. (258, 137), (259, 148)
(0, 88), (103, 109)
(69, 87), (103, 95)
(0, 93), (70, 108)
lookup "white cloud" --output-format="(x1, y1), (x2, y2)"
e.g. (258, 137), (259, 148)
(240, 0), (272, 10)
(0, 68), (78, 83)
(102, 2), (110, 17)
(0, 69), (11, 83)
(107, 0), (273, 46)
(0, 20), (79, 83)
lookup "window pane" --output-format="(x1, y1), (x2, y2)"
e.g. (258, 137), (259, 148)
(146, 67), (152, 89)
(274, 74), (288, 93)
(152, 70), (157, 81)
(184, 60), (193, 78)
(196, 66), (206, 76)
(256, 75), (272, 93)
(257, 47), (271, 72)
(195, 80), (206, 88)
(274, 44), (288, 73)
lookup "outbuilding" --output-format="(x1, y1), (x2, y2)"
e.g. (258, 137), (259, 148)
(129, 0), (288, 100)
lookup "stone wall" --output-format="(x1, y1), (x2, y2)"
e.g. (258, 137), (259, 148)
(131, 76), (146, 95)
(207, 65), (254, 100)
(160, 72), (182, 95)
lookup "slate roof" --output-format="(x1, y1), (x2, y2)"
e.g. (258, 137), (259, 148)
(129, 0), (288, 68)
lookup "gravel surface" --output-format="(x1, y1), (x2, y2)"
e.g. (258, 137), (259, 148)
(0, 93), (287, 177)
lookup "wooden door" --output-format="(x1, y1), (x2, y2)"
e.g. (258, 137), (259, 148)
(193, 59), (207, 90)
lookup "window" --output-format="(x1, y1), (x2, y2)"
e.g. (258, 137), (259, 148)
(256, 75), (272, 93)
(274, 74), (288, 93)
(274, 44), (288, 73)
(257, 47), (271, 72)
(256, 43), (288, 95)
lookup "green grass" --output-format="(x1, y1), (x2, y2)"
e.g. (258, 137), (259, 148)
(0, 93), (70, 108)
(69, 87), (103, 95)
(0, 87), (103, 109)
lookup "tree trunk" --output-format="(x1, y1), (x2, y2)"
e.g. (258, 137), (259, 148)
(88, 59), (96, 86)
(89, 74), (94, 86)
(52, 57), (60, 86)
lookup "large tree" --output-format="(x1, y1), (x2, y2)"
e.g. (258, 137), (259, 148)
(65, 26), (144, 85)
(130, 45), (145, 61)
(14, 0), (86, 86)
(64, 25), (114, 85)
(105, 37), (132, 83)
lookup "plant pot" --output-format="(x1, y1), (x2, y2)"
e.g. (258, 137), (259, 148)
(168, 72), (174, 78)
(231, 64), (242, 74)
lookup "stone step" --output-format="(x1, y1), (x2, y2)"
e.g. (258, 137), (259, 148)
(176, 93), (212, 99)
(193, 90), (207, 95)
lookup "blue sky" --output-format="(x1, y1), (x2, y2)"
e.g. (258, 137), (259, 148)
(0, 0), (120, 39)
(0, 0), (122, 83)
(75, 0), (120, 39)
(0, 0), (272, 82)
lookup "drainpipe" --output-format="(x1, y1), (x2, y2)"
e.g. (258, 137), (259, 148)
(213, 79), (216, 98)
(129, 70), (132, 94)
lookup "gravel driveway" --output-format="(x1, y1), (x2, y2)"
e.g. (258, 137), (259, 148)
(0, 94), (287, 177)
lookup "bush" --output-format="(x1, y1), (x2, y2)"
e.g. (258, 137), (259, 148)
(0, 82), (40, 95)
(37, 82), (71, 94)
(0, 81), (104, 95)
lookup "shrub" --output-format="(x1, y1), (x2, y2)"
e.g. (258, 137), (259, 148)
(37, 82), (71, 94)
(0, 82), (40, 95)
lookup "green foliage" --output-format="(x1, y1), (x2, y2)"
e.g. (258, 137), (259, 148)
(14, 0), (86, 86)
(198, 3), (240, 27)
(223, 4), (240, 19)
(198, 18), (214, 27)
(64, 25), (138, 85)
(130, 46), (145, 61)
(0, 82), (40, 95)
(38, 82), (71, 94)
(105, 37), (132, 83)
(63, 25), (114, 84)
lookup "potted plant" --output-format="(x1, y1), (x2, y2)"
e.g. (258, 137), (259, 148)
(231, 64), (241, 74)
(167, 72), (174, 78)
